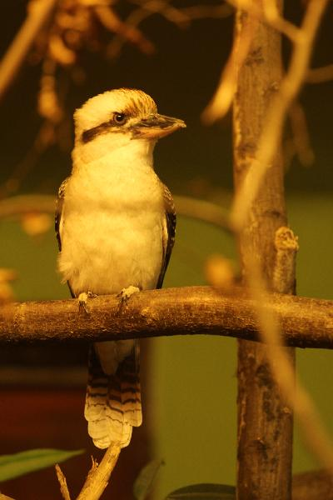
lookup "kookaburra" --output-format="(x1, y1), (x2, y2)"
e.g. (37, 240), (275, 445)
(55, 88), (186, 449)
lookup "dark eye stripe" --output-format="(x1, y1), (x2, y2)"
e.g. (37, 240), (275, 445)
(81, 113), (129, 144)
(82, 118), (123, 143)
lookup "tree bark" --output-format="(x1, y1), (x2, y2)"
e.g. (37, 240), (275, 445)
(292, 470), (333, 500)
(233, 2), (294, 499)
(1, 287), (333, 347)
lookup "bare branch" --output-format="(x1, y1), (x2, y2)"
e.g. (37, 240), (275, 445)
(0, 286), (333, 348)
(202, 0), (303, 124)
(226, 0), (300, 42)
(292, 469), (333, 500)
(307, 64), (333, 84)
(0, 194), (55, 218)
(0, 0), (57, 102)
(202, 14), (256, 123)
(176, 4), (233, 23)
(174, 195), (231, 230)
(232, 3), (294, 495)
(0, 122), (57, 199)
(107, 0), (233, 58)
(288, 101), (315, 167)
(0, 194), (231, 231)
(93, 4), (155, 55)
(231, 0), (329, 231)
(76, 445), (121, 500)
(246, 255), (333, 471)
(56, 464), (72, 500)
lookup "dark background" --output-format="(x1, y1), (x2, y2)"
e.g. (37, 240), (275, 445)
(1, 1), (333, 194)
(0, 1), (332, 499)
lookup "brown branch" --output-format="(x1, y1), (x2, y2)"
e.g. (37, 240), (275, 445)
(76, 445), (121, 500)
(56, 464), (72, 500)
(288, 101), (315, 167)
(0, 122), (57, 199)
(226, 0), (300, 42)
(107, 0), (232, 58)
(232, 1), (294, 496)
(173, 195), (231, 230)
(230, 1), (331, 490)
(0, 0), (57, 102)
(247, 254), (333, 471)
(130, 0), (232, 27)
(231, 0), (329, 231)
(307, 64), (333, 84)
(202, 12), (256, 123)
(0, 286), (332, 348)
(93, 4), (155, 55)
(292, 469), (333, 500)
(0, 194), (231, 231)
(0, 194), (55, 218)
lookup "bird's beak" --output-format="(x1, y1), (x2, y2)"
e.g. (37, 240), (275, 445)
(132, 113), (186, 139)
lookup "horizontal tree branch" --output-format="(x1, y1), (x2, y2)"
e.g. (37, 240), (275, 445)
(0, 194), (230, 231)
(292, 469), (333, 499)
(0, 286), (332, 348)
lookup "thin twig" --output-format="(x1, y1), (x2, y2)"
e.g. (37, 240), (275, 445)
(307, 64), (333, 84)
(202, 14), (256, 123)
(93, 4), (155, 55)
(201, 0), (301, 123)
(0, 0), (57, 102)
(226, 0), (300, 42)
(292, 469), (333, 500)
(0, 194), (55, 218)
(288, 101), (315, 167)
(0, 122), (57, 199)
(56, 464), (72, 500)
(107, 0), (233, 58)
(0, 194), (231, 231)
(231, 0), (329, 231)
(174, 195), (231, 231)
(176, 4), (233, 23)
(76, 444), (121, 500)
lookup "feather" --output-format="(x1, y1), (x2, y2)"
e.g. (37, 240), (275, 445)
(85, 343), (142, 449)
(55, 88), (183, 450)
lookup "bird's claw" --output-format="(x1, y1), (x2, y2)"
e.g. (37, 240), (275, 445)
(78, 291), (96, 315)
(117, 286), (140, 312)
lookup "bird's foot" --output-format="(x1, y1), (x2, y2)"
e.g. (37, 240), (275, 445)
(117, 286), (140, 312)
(78, 291), (96, 315)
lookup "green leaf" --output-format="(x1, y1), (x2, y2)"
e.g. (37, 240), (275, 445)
(165, 483), (236, 500)
(0, 448), (84, 482)
(133, 459), (164, 500)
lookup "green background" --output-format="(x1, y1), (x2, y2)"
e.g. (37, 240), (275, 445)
(0, 1), (333, 498)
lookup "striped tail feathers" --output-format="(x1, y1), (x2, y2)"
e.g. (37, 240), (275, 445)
(85, 343), (142, 450)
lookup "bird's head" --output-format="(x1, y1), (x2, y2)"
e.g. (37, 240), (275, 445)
(73, 88), (186, 159)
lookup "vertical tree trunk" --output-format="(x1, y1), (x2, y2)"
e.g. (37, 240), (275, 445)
(233, 2), (295, 499)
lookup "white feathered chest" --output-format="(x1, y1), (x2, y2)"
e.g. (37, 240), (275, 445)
(58, 156), (165, 296)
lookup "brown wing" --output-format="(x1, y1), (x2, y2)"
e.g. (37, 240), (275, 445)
(55, 178), (68, 252)
(55, 178), (75, 297)
(156, 184), (176, 289)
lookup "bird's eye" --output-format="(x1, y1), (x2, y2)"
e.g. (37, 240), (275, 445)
(113, 113), (126, 125)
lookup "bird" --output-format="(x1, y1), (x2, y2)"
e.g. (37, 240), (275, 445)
(55, 88), (186, 449)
